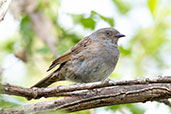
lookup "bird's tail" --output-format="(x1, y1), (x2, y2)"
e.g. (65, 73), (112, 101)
(31, 71), (64, 88)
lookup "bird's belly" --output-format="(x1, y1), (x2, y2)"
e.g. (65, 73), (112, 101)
(68, 54), (118, 83)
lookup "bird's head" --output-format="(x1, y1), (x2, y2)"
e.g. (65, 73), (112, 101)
(93, 28), (125, 44)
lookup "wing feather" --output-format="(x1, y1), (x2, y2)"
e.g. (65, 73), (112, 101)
(47, 52), (71, 71)
(47, 36), (91, 71)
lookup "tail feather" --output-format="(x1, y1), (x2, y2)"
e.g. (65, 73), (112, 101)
(31, 71), (64, 88)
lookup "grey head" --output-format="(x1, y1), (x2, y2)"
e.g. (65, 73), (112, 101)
(91, 28), (125, 44)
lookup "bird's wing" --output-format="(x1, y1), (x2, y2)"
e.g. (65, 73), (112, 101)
(47, 36), (91, 71)
(71, 36), (91, 54)
(47, 52), (72, 71)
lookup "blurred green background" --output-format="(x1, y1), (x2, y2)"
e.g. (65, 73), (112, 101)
(0, 0), (171, 113)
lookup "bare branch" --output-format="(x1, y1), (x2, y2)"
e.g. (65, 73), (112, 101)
(0, 0), (12, 21)
(28, 12), (58, 57)
(1, 76), (171, 113)
(1, 76), (171, 99)
(10, 0), (58, 57)
(2, 83), (171, 113)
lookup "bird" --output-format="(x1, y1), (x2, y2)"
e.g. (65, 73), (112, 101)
(31, 28), (125, 88)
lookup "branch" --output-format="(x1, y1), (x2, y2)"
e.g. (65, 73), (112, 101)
(1, 76), (171, 113)
(1, 76), (171, 99)
(0, 0), (12, 22)
(10, 0), (58, 57)
(28, 11), (58, 57)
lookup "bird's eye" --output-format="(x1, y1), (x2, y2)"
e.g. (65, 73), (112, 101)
(106, 31), (111, 35)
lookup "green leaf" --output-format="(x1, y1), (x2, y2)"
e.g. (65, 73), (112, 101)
(91, 11), (114, 27)
(112, 0), (130, 14)
(119, 46), (131, 55)
(80, 17), (96, 30)
(0, 39), (15, 52)
(71, 11), (114, 29)
(71, 14), (84, 23)
(126, 104), (145, 114)
(0, 99), (19, 108)
(20, 15), (34, 54)
(71, 14), (96, 30)
(148, 0), (157, 17)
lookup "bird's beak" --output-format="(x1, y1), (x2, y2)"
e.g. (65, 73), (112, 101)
(115, 33), (125, 38)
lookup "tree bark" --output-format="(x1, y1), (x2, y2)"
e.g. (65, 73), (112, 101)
(1, 76), (171, 114)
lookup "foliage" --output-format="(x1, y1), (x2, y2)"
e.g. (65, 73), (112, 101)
(0, 0), (171, 113)
(0, 99), (19, 108)
(112, 0), (131, 14)
(71, 10), (114, 30)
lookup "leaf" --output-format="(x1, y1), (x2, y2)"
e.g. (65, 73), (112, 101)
(71, 11), (114, 29)
(0, 39), (15, 52)
(20, 15), (34, 54)
(126, 104), (145, 114)
(0, 99), (19, 108)
(119, 46), (131, 55)
(71, 14), (84, 23)
(80, 17), (96, 30)
(112, 0), (130, 14)
(91, 11), (114, 27)
(148, 0), (157, 17)
(71, 14), (96, 30)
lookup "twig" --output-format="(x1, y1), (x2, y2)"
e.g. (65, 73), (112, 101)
(0, 0), (12, 21)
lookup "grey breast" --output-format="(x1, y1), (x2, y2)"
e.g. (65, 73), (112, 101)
(67, 39), (120, 83)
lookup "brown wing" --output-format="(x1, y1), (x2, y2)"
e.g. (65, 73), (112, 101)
(47, 52), (72, 71)
(47, 36), (91, 71)
(71, 36), (91, 54)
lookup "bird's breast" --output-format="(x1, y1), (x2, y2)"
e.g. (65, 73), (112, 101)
(68, 41), (120, 83)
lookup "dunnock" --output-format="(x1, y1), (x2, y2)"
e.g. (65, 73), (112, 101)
(32, 28), (125, 88)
